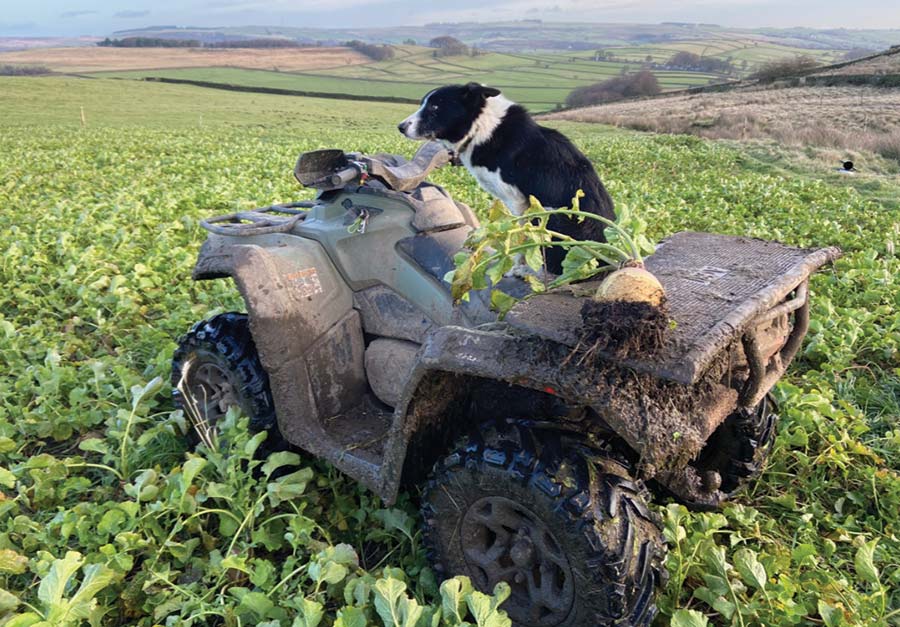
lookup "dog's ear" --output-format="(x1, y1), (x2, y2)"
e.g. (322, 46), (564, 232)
(464, 82), (501, 100)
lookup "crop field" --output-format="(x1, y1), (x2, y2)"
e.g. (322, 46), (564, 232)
(1, 76), (899, 626)
(0, 46), (369, 73)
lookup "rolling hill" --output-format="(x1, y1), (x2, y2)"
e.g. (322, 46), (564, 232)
(544, 47), (900, 162)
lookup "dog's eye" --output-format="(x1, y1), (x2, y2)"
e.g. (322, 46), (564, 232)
(429, 104), (439, 111)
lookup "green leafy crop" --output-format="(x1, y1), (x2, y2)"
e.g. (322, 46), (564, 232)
(444, 193), (657, 314)
(0, 77), (898, 626)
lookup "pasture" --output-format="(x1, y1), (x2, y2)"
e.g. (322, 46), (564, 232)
(0, 76), (897, 626)
(92, 45), (725, 112)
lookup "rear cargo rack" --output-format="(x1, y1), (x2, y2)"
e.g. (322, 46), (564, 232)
(200, 201), (314, 236)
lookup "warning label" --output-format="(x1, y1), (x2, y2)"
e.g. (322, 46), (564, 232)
(286, 267), (324, 298)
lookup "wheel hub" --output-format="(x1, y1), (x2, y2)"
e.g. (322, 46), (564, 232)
(510, 532), (535, 568)
(186, 359), (241, 424)
(460, 496), (575, 627)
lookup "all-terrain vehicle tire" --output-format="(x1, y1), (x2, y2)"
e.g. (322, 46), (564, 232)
(692, 394), (777, 497)
(171, 312), (283, 451)
(422, 420), (666, 627)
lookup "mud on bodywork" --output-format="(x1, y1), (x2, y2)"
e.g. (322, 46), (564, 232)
(377, 323), (740, 505)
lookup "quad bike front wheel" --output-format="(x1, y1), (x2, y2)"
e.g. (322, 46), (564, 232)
(422, 420), (666, 627)
(691, 394), (777, 498)
(171, 312), (283, 451)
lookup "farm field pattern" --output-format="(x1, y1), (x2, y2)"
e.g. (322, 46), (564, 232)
(4, 38), (845, 112)
(0, 76), (898, 626)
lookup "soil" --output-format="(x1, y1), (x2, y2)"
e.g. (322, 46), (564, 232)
(577, 298), (670, 358)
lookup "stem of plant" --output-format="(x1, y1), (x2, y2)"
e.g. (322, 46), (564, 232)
(119, 405), (139, 479)
(471, 239), (628, 284)
(518, 208), (643, 261)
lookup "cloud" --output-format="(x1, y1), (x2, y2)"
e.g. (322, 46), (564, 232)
(113, 10), (150, 18)
(206, 0), (390, 12)
(59, 9), (99, 19)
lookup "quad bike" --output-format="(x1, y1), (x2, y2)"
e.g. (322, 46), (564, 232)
(172, 141), (840, 626)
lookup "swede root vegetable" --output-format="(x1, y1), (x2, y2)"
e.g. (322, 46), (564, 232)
(593, 262), (666, 307)
(580, 260), (669, 358)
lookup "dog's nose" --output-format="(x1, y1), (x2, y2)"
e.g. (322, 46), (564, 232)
(398, 121), (409, 134)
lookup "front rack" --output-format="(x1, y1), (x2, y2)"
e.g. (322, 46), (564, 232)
(738, 281), (809, 408)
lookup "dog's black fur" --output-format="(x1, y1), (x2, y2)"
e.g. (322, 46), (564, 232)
(398, 83), (615, 274)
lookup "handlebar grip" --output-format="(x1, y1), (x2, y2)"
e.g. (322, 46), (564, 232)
(328, 165), (360, 187)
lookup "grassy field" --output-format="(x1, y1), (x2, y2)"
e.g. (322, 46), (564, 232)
(1, 76), (898, 626)
(573, 38), (844, 67)
(89, 39), (850, 112)
(91, 45), (726, 111)
(0, 76), (410, 130)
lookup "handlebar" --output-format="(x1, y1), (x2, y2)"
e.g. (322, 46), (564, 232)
(328, 165), (360, 188)
(295, 141), (452, 192)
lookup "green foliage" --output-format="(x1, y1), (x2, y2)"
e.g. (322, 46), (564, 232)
(0, 79), (898, 625)
(445, 193), (653, 314)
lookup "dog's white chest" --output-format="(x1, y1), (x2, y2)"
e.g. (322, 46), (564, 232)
(464, 161), (528, 215)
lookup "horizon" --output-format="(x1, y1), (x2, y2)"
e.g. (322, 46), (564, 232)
(4, 1), (900, 39)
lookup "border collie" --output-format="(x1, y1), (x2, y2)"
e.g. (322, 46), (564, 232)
(398, 82), (615, 275)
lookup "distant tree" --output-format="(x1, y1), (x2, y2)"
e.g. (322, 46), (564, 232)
(429, 35), (468, 57)
(205, 39), (302, 49)
(97, 37), (199, 48)
(403, 38), (417, 45)
(0, 64), (51, 76)
(645, 55), (654, 63)
(665, 51), (733, 73)
(668, 51), (700, 67)
(345, 40), (395, 61)
(751, 55), (821, 81)
(565, 69), (660, 108)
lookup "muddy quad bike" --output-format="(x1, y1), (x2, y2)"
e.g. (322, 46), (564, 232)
(172, 141), (840, 626)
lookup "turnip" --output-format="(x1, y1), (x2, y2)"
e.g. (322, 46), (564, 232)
(593, 262), (666, 307)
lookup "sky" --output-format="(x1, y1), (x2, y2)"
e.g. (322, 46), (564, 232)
(2, 0), (900, 37)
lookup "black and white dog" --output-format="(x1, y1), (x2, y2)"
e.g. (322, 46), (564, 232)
(398, 82), (615, 275)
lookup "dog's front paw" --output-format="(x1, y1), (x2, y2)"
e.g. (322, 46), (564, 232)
(504, 261), (531, 279)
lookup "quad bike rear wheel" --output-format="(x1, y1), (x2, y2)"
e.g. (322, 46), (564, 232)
(422, 420), (666, 627)
(171, 312), (283, 451)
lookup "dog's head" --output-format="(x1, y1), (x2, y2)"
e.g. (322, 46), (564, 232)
(398, 82), (502, 144)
